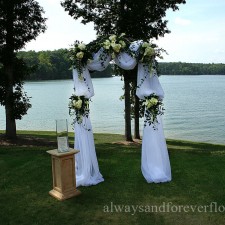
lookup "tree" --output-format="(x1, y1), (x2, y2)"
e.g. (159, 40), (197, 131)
(0, 0), (46, 139)
(61, 0), (186, 141)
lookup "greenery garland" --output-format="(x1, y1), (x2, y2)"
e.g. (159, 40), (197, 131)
(69, 34), (164, 79)
(143, 93), (165, 129)
(100, 33), (135, 59)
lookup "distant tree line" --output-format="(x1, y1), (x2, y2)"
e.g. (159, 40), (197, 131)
(159, 62), (225, 75)
(17, 50), (225, 81)
(17, 49), (112, 80)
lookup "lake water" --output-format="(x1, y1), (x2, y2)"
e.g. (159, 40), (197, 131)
(0, 76), (225, 145)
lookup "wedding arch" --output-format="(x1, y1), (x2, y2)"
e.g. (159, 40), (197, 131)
(69, 34), (171, 187)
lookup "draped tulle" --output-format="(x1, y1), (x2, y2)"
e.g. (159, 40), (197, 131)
(114, 52), (137, 70)
(141, 116), (171, 183)
(73, 68), (94, 98)
(73, 68), (104, 187)
(136, 63), (164, 100)
(87, 48), (111, 71)
(74, 116), (104, 187)
(136, 63), (171, 183)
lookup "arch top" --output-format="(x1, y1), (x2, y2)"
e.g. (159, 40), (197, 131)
(69, 34), (163, 79)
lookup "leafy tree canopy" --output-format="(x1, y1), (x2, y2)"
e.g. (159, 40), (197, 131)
(61, 0), (186, 40)
(0, 0), (46, 52)
(0, 0), (46, 137)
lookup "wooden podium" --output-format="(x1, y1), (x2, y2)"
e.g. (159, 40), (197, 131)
(47, 149), (81, 201)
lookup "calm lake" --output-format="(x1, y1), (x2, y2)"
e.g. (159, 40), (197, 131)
(0, 75), (225, 144)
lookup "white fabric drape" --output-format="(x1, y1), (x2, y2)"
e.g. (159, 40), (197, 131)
(87, 48), (111, 71)
(141, 116), (171, 183)
(114, 52), (137, 70)
(114, 41), (141, 70)
(136, 63), (164, 100)
(74, 116), (104, 187)
(73, 67), (94, 98)
(73, 68), (104, 187)
(136, 64), (171, 183)
(72, 42), (171, 186)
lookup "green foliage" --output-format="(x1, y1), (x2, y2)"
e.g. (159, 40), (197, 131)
(17, 49), (112, 80)
(61, 0), (186, 40)
(11, 84), (31, 120)
(143, 93), (165, 129)
(15, 50), (225, 80)
(0, 57), (32, 119)
(0, 0), (46, 129)
(17, 49), (71, 80)
(0, 0), (46, 51)
(159, 62), (225, 75)
(68, 94), (90, 127)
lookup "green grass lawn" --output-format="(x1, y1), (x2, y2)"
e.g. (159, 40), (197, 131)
(0, 131), (225, 225)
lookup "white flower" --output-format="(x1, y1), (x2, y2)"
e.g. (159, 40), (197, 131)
(109, 35), (117, 42)
(111, 42), (116, 48)
(76, 51), (84, 59)
(74, 99), (82, 109)
(104, 40), (111, 45)
(150, 97), (158, 105)
(103, 40), (111, 49)
(78, 43), (86, 50)
(144, 47), (155, 57)
(145, 97), (158, 109)
(112, 44), (121, 53)
(119, 40), (126, 48)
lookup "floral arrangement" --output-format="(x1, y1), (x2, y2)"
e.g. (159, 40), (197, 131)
(138, 41), (156, 64)
(79, 33), (134, 64)
(143, 93), (165, 129)
(101, 33), (133, 59)
(69, 41), (92, 80)
(69, 35), (165, 79)
(69, 94), (90, 125)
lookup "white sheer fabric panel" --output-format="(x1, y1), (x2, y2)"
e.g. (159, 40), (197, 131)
(114, 52), (137, 70)
(114, 41), (141, 70)
(73, 66), (104, 187)
(73, 67), (94, 98)
(136, 64), (171, 183)
(141, 116), (171, 183)
(136, 63), (164, 100)
(87, 48), (111, 71)
(74, 116), (104, 187)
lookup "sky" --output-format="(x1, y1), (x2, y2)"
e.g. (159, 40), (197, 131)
(24, 0), (225, 63)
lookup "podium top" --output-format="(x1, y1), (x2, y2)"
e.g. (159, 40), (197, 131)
(47, 148), (79, 157)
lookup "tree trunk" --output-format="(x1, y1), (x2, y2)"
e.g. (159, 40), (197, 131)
(131, 66), (141, 139)
(124, 73), (133, 142)
(4, 2), (17, 139)
(5, 65), (16, 139)
(134, 94), (141, 139)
